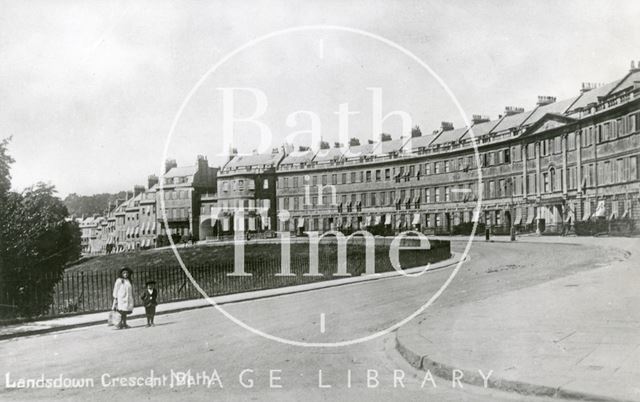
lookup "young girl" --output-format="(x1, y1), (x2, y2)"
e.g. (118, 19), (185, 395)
(112, 267), (134, 329)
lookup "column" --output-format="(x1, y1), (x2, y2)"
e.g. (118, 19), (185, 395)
(576, 130), (582, 195)
(522, 143), (527, 198)
(562, 134), (568, 195)
(536, 141), (541, 199)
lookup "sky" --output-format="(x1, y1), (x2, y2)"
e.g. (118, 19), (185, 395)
(1, 0), (639, 197)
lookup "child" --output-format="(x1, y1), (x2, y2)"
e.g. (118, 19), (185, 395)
(141, 280), (158, 327)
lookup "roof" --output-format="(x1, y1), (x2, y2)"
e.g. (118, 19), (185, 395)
(523, 96), (579, 126)
(460, 119), (499, 142)
(567, 80), (622, 112)
(408, 133), (437, 149)
(606, 70), (640, 97)
(343, 142), (379, 159)
(314, 147), (345, 163)
(490, 110), (535, 133)
(429, 127), (469, 146)
(280, 150), (314, 165)
(380, 138), (408, 154)
(164, 165), (197, 178)
(225, 152), (283, 170)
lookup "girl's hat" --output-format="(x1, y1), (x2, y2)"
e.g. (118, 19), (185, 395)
(119, 267), (133, 276)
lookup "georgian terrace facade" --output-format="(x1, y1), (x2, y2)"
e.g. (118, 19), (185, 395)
(275, 65), (640, 236)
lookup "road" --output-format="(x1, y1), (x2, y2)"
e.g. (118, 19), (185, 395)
(0, 239), (624, 401)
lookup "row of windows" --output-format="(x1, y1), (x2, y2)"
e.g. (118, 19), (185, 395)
(278, 156), (639, 208)
(221, 179), (269, 192)
(163, 190), (191, 200)
(277, 113), (640, 189)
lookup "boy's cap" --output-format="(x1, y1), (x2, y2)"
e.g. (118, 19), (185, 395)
(145, 280), (156, 286)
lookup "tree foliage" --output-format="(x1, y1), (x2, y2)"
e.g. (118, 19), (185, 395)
(0, 139), (81, 318)
(63, 191), (127, 217)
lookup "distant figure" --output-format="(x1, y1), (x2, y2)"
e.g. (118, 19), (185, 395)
(141, 280), (158, 327)
(112, 267), (134, 329)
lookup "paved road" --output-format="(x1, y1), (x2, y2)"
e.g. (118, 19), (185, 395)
(0, 240), (622, 401)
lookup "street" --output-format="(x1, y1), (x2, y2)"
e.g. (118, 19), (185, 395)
(0, 239), (627, 401)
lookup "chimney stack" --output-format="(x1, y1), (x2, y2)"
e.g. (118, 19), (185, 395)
(165, 159), (177, 173)
(536, 96), (556, 106)
(133, 185), (145, 197)
(504, 106), (525, 116)
(631, 60), (640, 73)
(471, 115), (490, 124)
(148, 175), (158, 189)
(441, 121), (454, 131)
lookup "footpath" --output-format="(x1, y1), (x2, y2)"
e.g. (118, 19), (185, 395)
(0, 251), (463, 341)
(396, 236), (640, 402)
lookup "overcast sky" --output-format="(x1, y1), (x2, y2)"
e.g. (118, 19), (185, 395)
(1, 0), (639, 197)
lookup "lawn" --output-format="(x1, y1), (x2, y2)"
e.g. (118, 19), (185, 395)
(18, 238), (451, 318)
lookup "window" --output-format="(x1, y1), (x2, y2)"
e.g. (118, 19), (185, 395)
(366, 171), (372, 182)
(331, 174), (337, 185)
(223, 181), (229, 192)
(444, 161), (450, 173)
(409, 165), (415, 177)
(384, 168), (390, 180)
(375, 170), (381, 181)
(350, 172), (356, 183)
(543, 172), (549, 193)
(263, 180), (269, 189)
(569, 167), (576, 189)
(630, 156), (638, 181)
(425, 163), (431, 175)
(359, 171), (364, 182)
(425, 188), (431, 204)
(498, 179), (505, 197)
(435, 187), (440, 202)
(312, 176), (318, 186)
(380, 192), (386, 205)
(341, 173), (347, 184)
(238, 179), (244, 190)
(616, 159), (624, 183)
(488, 181), (495, 198)
(554, 136), (562, 154)
(445, 187), (450, 202)
(322, 175), (327, 185)
(434, 162), (441, 174)
(568, 132), (576, 150)
(504, 148), (510, 164)
(527, 144), (535, 160)
(370, 192), (376, 206)
(293, 177), (298, 188)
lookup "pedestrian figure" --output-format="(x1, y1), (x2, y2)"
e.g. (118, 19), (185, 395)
(141, 280), (158, 327)
(112, 267), (134, 329)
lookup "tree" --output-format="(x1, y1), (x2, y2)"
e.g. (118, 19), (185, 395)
(0, 137), (14, 197)
(0, 139), (81, 318)
(319, 140), (330, 149)
(411, 125), (423, 138)
(349, 137), (360, 147)
(380, 133), (392, 142)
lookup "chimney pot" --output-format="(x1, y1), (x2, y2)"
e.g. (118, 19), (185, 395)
(441, 121), (454, 131)
(471, 115), (490, 124)
(504, 106), (525, 116)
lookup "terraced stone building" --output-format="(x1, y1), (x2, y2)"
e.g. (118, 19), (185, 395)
(274, 63), (640, 236)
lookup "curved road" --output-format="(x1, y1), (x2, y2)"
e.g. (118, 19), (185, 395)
(0, 239), (624, 401)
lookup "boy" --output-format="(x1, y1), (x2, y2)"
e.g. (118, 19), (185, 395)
(141, 280), (158, 327)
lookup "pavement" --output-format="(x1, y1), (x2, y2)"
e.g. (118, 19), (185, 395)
(396, 237), (640, 402)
